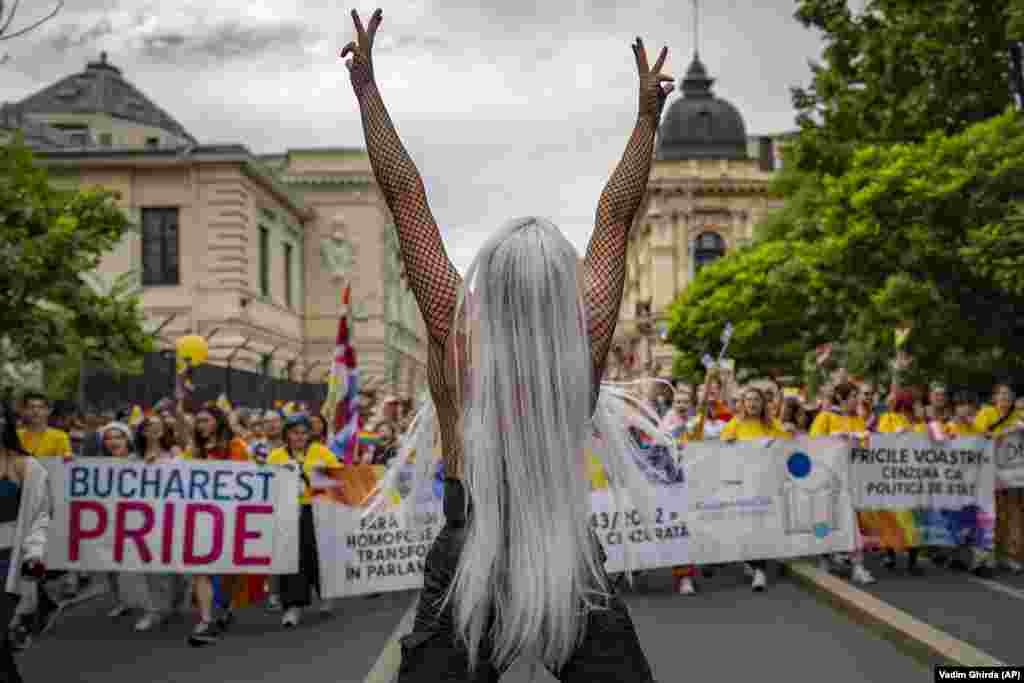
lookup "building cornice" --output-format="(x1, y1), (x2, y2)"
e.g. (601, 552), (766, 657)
(35, 145), (315, 223)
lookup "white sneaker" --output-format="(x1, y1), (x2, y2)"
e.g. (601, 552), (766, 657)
(752, 569), (766, 592)
(851, 564), (876, 585)
(677, 577), (696, 596)
(282, 607), (301, 628)
(108, 604), (129, 619)
(134, 612), (162, 632)
(265, 594), (282, 612)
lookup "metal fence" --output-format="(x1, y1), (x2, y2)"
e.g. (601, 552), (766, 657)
(80, 351), (329, 414)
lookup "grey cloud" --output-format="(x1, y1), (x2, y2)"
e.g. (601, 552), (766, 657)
(374, 33), (450, 54)
(139, 19), (314, 63)
(48, 18), (115, 52)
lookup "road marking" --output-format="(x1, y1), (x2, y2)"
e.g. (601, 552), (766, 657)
(966, 576), (1024, 602)
(363, 599), (418, 683)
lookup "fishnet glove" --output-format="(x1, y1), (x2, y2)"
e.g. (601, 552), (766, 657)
(343, 9), (460, 346)
(585, 39), (673, 381)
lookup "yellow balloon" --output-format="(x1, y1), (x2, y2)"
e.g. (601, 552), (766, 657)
(176, 335), (209, 368)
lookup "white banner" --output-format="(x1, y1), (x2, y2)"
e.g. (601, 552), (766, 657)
(44, 459), (300, 574)
(849, 434), (995, 509)
(848, 435), (996, 550)
(312, 463), (444, 598)
(592, 437), (857, 572)
(996, 433), (1024, 489)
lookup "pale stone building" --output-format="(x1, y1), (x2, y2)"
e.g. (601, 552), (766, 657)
(1, 53), (427, 399)
(607, 52), (792, 382)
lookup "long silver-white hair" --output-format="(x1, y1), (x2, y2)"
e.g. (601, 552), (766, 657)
(451, 216), (663, 675)
(361, 217), (668, 676)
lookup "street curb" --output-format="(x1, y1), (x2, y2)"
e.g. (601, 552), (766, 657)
(783, 560), (1006, 669)
(363, 601), (416, 683)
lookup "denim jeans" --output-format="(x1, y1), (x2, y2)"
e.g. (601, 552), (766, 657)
(397, 480), (656, 683)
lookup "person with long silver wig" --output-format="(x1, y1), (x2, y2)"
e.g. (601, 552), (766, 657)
(342, 8), (673, 681)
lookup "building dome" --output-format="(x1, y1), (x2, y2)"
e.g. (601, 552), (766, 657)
(656, 53), (747, 161)
(15, 52), (196, 145)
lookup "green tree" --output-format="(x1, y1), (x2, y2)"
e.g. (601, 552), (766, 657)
(788, 0), (1016, 178)
(0, 137), (153, 398)
(668, 110), (1024, 390)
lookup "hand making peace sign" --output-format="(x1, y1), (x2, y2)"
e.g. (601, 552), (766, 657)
(341, 8), (383, 96)
(633, 37), (674, 119)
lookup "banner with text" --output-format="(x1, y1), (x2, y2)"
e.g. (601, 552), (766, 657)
(996, 433), (1024, 490)
(312, 460), (444, 599)
(591, 437), (858, 572)
(849, 435), (996, 551)
(44, 459), (300, 574)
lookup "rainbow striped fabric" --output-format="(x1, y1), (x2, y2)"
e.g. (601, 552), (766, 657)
(326, 286), (362, 465)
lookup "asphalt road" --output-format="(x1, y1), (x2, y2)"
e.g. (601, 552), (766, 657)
(18, 564), (928, 683)
(856, 552), (1024, 665)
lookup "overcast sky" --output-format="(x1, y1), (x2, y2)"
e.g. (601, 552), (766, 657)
(1, 0), (833, 272)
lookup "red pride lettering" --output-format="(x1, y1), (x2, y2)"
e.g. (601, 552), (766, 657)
(114, 502), (155, 563)
(233, 505), (273, 566)
(183, 504), (225, 566)
(69, 501), (106, 562)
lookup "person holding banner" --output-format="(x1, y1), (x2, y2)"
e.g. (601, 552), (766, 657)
(876, 390), (927, 575)
(667, 369), (734, 596)
(809, 383), (877, 585)
(130, 416), (188, 632)
(721, 387), (793, 592)
(976, 382), (1024, 575)
(267, 413), (339, 627)
(179, 403), (249, 647)
(1, 402), (51, 683)
(343, 7), (670, 680)
(96, 422), (142, 622)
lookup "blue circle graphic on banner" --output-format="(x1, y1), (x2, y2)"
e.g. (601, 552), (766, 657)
(814, 523), (831, 538)
(787, 452), (811, 478)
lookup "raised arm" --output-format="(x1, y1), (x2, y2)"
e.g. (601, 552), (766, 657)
(584, 38), (673, 378)
(342, 9), (460, 347)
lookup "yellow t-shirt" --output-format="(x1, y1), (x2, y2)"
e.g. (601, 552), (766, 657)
(945, 420), (982, 437)
(875, 413), (927, 434)
(721, 418), (791, 442)
(974, 406), (1022, 436)
(809, 412), (867, 438)
(267, 442), (341, 504)
(17, 428), (71, 457)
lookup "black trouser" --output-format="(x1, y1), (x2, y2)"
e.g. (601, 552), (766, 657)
(886, 548), (920, 566)
(280, 505), (321, 609)
(397, 479), (655, 683)
(1, 592), (23, 683)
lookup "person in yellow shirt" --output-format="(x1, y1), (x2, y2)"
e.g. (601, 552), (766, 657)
(809, 383), (869, 439)
(267, 413), (340, 627)
(721, 388), (792, 442)
(928, 392), (986, 573)
(975, 382), (1021, 436)
(721, 387), (792, 592)
(974, 382), (1023, 575)
(808, 383), (876, 585)
(16, 393), (71, 458)
(875, 389), (929, 576)
(943, 392), (982, 438)
(876, 390), (928, 436)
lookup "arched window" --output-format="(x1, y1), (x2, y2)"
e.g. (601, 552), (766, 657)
(694, 231), (726, 271)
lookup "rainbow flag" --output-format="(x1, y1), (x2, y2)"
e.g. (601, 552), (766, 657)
(326, 285), (362, 465)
